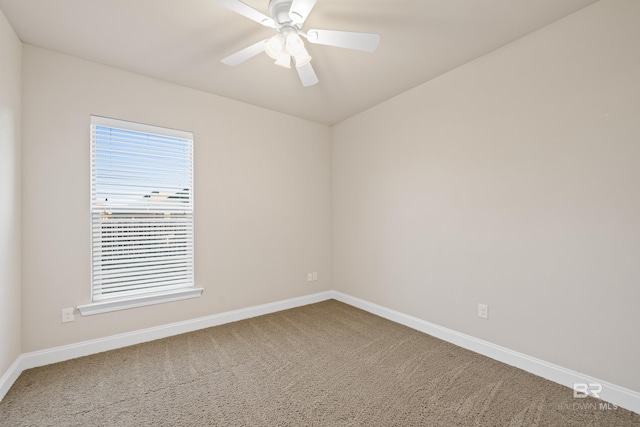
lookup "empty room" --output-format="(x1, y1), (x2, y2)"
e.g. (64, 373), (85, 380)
(1, 0), (639, 425)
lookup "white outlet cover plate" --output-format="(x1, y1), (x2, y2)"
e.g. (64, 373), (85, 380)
(478, 304), (488, 319)
(62, 308), (75, 322)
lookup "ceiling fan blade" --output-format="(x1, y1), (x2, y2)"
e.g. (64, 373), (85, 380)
(289, 0), (317, 25)
(295, 62), (319, 87)
(221, 39), (267, 66)
(214, 0), (275, 27)
(305, 29), (380, 52)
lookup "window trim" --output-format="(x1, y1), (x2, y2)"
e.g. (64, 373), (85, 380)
(80, 116), (202, 316)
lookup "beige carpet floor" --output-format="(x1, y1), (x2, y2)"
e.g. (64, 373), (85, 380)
(1, 300), (638, 426)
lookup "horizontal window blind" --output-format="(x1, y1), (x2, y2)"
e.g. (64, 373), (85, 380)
(90, 116), (194, 302)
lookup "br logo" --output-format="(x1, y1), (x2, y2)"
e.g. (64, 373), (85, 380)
(573, 383), (602, 398)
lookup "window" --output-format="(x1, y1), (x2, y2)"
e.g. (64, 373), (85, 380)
(78, 116), (201, 316)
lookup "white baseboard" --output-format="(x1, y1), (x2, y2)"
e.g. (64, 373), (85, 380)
(0, 291), (333, 401)
(331, 291), (640, 415)
(2, 290), (639, 415)
(0, 356), (24, 402)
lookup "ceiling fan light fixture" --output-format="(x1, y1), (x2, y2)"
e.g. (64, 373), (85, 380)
(285, 32), (305, 56)
(215, 0), (381, 87)
(274, 52), (292, 68)
(265, 34), (285, 60)
(294, 47), (312, 67)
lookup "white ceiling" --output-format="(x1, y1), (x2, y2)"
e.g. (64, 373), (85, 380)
(0, 0), (597, 125)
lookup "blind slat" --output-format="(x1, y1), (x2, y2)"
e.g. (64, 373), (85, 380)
(95, 271), (193, 287)
(93, 136), (191, 154)
(92, 157), (192, 175)
(94, 255), (192, 268)
(95, 246), (192, 259)
(94, 264), (190, 279)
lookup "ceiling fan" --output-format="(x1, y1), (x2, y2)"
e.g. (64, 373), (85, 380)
(214, 0), (381, 87)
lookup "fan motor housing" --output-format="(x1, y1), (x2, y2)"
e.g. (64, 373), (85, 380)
(269, 0), (297, 27)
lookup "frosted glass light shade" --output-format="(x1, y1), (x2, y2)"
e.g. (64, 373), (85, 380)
(285, 32), (304, 56)
(294, 47), (312, 67)
(265, 34), (285, 60)
(274, 52), (291, 68)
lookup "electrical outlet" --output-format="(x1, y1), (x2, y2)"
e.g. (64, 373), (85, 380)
(62, 308), (75, 323)
(478, 303), (488, 319)
(312, 272), (318, 281)
(307, 273), (313, 282)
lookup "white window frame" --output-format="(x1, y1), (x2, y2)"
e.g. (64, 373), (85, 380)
(78, 116), (202, 316)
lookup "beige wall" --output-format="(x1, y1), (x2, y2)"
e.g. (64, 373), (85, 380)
(332, 0), (640, 392)
(0, 9), (22, 379)
(21, 45), (332, 352)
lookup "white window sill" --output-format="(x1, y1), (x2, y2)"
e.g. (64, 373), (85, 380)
(77, 288), (203, 316)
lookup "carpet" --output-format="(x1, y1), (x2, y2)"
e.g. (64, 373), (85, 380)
(1, 300), (638, 426)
